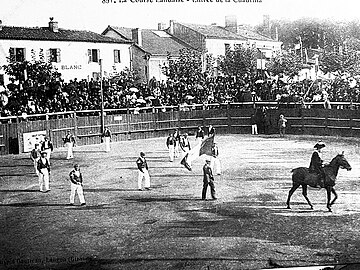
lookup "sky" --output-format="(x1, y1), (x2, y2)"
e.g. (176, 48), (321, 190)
(1, 0), (360, 33)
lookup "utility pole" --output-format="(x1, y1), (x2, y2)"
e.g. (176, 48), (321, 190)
(99, 59), (105, 134)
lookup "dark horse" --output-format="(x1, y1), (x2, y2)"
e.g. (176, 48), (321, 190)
(286, 153), (352, 212)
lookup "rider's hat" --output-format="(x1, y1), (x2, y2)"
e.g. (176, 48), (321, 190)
(314, 141), (325, 149)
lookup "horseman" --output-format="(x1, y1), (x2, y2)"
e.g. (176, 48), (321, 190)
(309, 141), (326, 188)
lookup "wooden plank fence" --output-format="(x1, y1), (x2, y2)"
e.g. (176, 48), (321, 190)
(1, 102), (360, 155)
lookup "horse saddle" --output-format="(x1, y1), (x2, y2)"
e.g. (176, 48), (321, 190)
(307, 169), (325, 188)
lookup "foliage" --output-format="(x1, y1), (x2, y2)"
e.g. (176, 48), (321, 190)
(3, 60), (61, 84)
(162, 48), (204, 83)
(320, 49), (360, 76)
(266, 51), (303, 78)
(2, 59), (62, 114)
(217, 46), (258, 79)
(257, 18), (360, 52)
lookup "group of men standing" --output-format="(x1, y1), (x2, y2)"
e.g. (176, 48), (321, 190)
(165, 125), (221, 200)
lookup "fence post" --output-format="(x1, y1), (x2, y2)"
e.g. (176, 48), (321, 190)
(127, 108), (131, 140)
(324, 109), (329, 135)
(16, 116), (21, 153)
(227, 103), (232, 134)
(349, 109), (354, 137)
(73, 111), (78, 139)
(45, 113), (50, 138)
(178, 105), (181, 130)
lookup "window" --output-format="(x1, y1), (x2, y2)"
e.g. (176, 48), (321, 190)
(114, 50), (121, 63)
(9, 48), (26, 62)
(49, 48), (61, 63)
(88, 49), (100, 63)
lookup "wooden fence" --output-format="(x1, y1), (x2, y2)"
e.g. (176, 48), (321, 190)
(1, 101), (360, 155)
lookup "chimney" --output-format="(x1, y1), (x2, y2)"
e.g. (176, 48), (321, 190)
(263, 15), (270, 34)
(158, 22), (167, 31)
(225, 15), (237, 33)
(48, 17), (59, 32)
(169, 20), (175, 35)
(131, 28), (142, 47)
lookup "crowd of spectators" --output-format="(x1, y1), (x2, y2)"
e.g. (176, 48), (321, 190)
(1, 72), (360, 117)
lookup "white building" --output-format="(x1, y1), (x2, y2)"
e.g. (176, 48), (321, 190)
(102, 25), (193, 83)
(168, 16), (282, 70)
(0, 18), (132, 85)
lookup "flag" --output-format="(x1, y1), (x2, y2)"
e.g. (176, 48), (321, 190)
(181, 135), (214, 171)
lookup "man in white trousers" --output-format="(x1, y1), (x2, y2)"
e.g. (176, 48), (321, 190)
(63, 130), (76, 159)
(166, 133), (176, 162)
(69, 164), (86, 206)
(37, 152), (51, 192)
(136, 152), (151, 191)
(211, 143), (221, 175)
(41, 137), (54, 163)
(102, 127), (112, 152)
(180, 133), (191, 158)
(30, 143), (41, 176)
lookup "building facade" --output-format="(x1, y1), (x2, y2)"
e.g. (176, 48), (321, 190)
(0, 19), (132, 85)
(167, 16), (282, 72)
(102, 25), (193, 83)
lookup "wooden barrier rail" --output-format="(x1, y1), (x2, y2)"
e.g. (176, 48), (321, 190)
(2, 102), (360, 155)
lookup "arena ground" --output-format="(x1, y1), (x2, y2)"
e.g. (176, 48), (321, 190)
(0, 134), (359, 270)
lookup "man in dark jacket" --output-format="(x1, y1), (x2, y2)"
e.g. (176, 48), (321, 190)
(309, 141), (326, 188)
(202, 159), (217, 200)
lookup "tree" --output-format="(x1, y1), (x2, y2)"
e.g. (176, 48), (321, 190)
(2, 59), (62, 114)
(266, 51), (303, 78)
(217, 46), (258, 80)
(162, 48), (204, 83)
(320, 49), (360, 77)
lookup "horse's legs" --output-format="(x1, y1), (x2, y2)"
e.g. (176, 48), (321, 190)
(286, 183), (300, 209)
(301, 185), (313, 210)
(330, 187), (338, 206)
(326, 187), (332, 212)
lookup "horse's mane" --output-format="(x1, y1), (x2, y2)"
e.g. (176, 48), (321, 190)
(326, 153), (344, 168)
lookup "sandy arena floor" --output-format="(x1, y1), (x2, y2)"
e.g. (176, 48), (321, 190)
(0, 134), (360, 270)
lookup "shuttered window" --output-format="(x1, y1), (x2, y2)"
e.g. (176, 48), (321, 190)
(88, 49), (100, 63)
(49, 48), (61, 63)
(9, 48), (26, 62)
(114, 49), (121, 63)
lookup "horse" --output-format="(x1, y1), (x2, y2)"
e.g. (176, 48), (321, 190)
(286, 152), (352, 212)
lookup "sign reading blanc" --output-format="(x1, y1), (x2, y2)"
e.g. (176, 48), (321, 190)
(23, 130), (46, 152)
(61, 65), (82, 70)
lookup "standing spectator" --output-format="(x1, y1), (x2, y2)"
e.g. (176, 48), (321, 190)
(166, 133), (176, 162)
(278, 114), (287, 137)
(63, 130), (76, 159)
(69, 164), (86, 206)
(30, 143), (41, 176)
(202, 159), (217, 200)
(37, 152), (51, 192)
(195, 126), (205, 144)
(208, 124), (215, 137)
(211, 143), (221, 175)
(263, 111), (271, 135)
(41, 137), (53, 163)
(102, 127), (112, 152)
(250, 113), (258, 135)
(136, 152), (151, 191)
